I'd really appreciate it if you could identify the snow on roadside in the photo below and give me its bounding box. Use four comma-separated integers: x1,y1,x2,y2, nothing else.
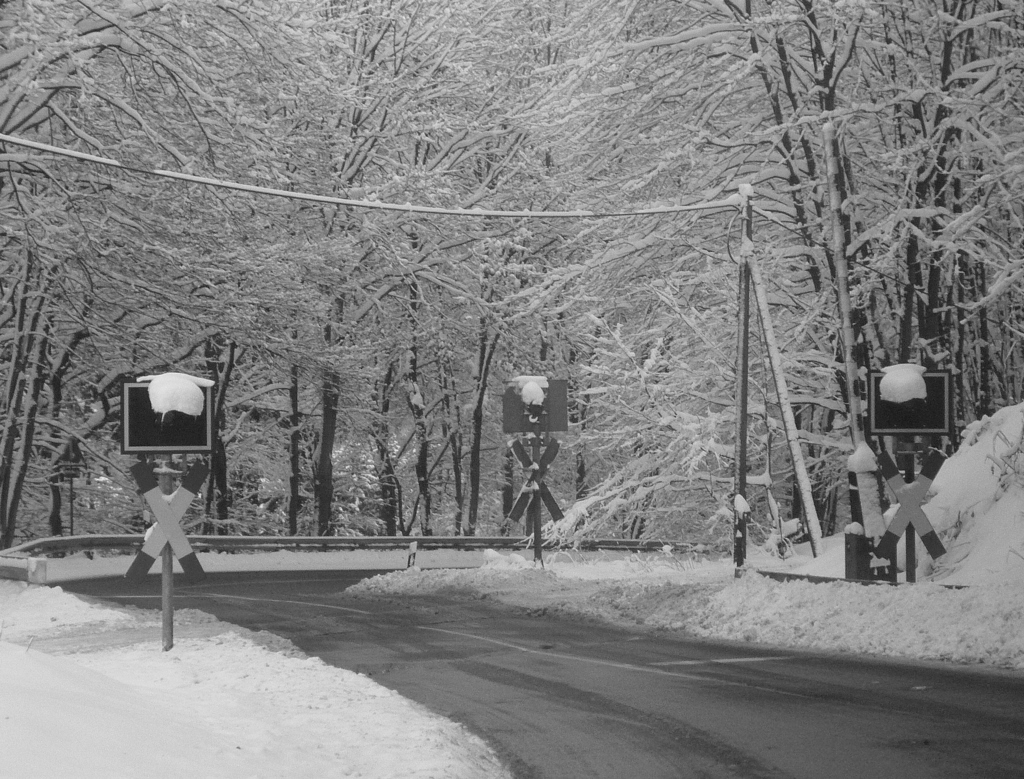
0,579,512,779
350,548,1024,670
687,574,1024,667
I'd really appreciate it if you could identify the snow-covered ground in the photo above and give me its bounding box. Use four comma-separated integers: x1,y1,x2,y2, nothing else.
0,569,512,779
3,403,1024,776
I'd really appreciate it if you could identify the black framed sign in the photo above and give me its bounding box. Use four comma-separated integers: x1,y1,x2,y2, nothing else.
121,381,214,454
502,378,569,434
865,370,953,436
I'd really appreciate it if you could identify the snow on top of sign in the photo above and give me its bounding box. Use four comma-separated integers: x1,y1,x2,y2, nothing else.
520,380,546,407
138,371,215,387
511,375,548,388
137,372,212,417
879,363,927,403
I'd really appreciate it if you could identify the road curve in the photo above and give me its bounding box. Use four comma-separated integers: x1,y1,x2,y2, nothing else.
62,570,1024,779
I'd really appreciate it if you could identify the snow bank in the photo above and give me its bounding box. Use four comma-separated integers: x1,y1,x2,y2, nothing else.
351,539,1024,670
690,574,1024,667
923,404,1024,584
0,580,511,779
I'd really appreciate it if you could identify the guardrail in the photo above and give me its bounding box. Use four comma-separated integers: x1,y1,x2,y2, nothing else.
0,534,693,584
1,534,688,559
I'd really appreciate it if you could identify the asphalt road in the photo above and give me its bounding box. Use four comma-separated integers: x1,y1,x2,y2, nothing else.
62,570,1024,779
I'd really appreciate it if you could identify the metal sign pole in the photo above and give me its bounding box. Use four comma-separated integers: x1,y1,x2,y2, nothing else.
161,543,174,651
157,458,178,651
898,441,917,582
530,428,543,565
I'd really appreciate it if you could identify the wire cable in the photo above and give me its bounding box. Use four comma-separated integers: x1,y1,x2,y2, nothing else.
0,132,742,220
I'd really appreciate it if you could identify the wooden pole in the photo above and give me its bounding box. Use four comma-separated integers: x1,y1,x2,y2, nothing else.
822,122,864,447
733,198,752,572
823,121,870,552
748,253,823,556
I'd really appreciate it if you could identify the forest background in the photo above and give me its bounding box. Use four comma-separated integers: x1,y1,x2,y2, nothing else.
2,0,1022,551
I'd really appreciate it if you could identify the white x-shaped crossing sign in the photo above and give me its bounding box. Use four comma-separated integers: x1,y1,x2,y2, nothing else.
874,448,947,566
125,460,207,583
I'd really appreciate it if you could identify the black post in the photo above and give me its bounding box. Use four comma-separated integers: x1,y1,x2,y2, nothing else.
530,429,543,565
733,503,747,571
68,469,75,536
897,439,916,583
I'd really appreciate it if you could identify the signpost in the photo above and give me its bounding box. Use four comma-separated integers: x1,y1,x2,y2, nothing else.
859,365,953,583
121,372,214,651
57,442,85,536
502,377,567,565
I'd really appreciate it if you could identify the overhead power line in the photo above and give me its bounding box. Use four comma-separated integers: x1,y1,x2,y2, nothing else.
0,132,741,220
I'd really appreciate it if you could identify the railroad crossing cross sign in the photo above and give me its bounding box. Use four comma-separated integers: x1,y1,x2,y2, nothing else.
506,437,564,524
125,459,208,583
874,448,947,565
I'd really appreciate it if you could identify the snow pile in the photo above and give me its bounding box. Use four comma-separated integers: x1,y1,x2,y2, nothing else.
482,548,533,569
0,581,511,779
922,404,1024,584
357,558,559,599
689,575,1024,666
0,579,136,634
847,441,878,473
357,548,727,601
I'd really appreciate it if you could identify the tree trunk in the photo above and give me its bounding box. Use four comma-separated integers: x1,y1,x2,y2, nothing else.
0,259,50,548
373,361,400,535
313,369,339,536
288,363,301,535
405,312,432,535
467,325,500,536
204,338,235,532
439,355,465,534
500,447,514,536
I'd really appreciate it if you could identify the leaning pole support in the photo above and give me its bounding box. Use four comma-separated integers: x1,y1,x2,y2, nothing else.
734,185,822,559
